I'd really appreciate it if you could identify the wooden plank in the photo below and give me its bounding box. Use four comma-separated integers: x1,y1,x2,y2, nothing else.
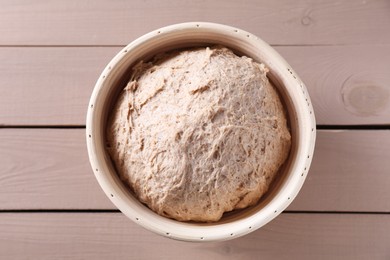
1,45,390,126
288,130,390,212
1,129,390,212
0,0,389,46
0,47,119,126
278,45,390,125
0,129,113,209
0,213,388,259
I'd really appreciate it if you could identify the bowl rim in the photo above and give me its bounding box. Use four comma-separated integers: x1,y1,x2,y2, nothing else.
86,22,316,242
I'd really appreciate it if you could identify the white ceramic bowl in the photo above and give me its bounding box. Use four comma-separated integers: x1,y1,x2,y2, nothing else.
86,22,316,242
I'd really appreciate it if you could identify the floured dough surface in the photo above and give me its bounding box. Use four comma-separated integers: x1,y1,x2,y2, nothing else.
106,46,291,222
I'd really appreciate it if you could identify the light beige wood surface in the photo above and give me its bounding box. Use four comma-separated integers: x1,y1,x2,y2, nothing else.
0,129,112,209
1,129,389,212
1,0,389,258
1,45,389,126
0,47,118,126
0,213,389,260
1,0,389,46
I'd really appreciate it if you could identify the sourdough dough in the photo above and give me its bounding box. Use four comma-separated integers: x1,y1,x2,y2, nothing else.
106,46,291,222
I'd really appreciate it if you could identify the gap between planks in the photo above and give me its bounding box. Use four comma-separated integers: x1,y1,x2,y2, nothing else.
2,125,390,130
1,43,389,48
0,209,389,215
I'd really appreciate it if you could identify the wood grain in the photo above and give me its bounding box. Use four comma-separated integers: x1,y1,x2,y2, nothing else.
0,213,389,260
1,45,389,126
0,47,119,126
288,129,390,212
278,45,390,125
0,0,389,46
1,129,390,212
0,129,113,209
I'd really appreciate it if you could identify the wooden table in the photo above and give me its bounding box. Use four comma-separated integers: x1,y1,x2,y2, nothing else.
1,1,389,259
